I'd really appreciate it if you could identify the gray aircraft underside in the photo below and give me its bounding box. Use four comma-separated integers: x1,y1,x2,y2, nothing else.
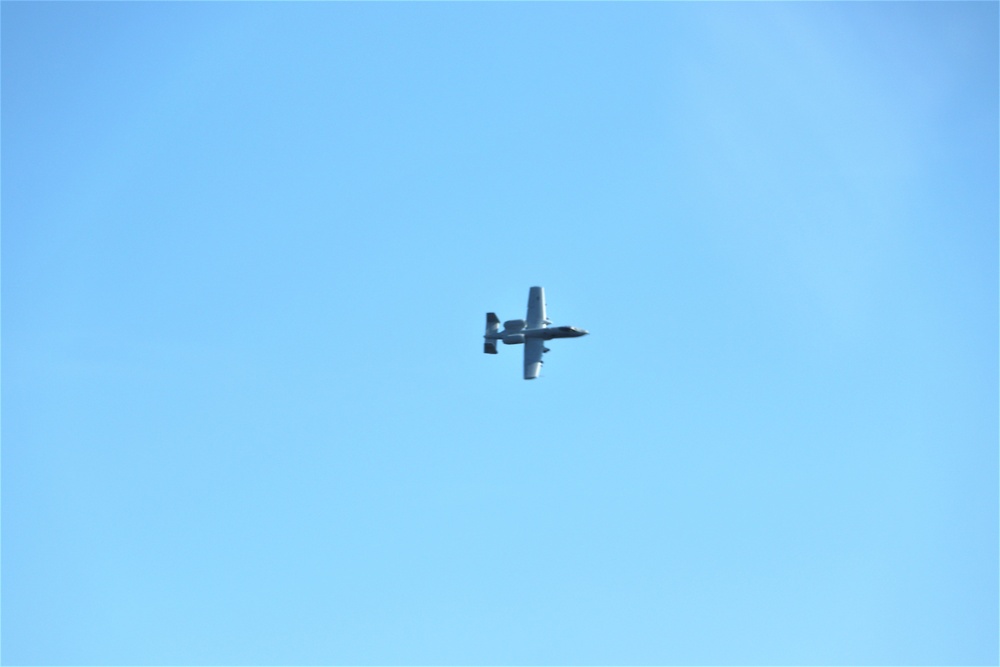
484,286,589,379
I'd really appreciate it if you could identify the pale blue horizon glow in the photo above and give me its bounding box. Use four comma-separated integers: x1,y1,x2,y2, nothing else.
3,3,997,665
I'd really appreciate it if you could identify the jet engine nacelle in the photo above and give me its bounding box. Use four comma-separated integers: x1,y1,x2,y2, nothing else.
502,334,525,345
503,319,526,332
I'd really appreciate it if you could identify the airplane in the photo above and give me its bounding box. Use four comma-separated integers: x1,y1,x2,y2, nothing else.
484,286,589,379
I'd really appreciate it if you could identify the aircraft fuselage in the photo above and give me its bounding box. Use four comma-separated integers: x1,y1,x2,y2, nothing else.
485,325,588,343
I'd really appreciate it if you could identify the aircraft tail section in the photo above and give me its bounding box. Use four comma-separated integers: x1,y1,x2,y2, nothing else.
484,312,500,354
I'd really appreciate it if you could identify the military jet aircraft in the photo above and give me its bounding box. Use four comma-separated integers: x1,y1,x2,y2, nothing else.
484,286,589,379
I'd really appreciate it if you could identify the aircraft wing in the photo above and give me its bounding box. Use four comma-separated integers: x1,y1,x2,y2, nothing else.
526,286,547,329
524,337,544,380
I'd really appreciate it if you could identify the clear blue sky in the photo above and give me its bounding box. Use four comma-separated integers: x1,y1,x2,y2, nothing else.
3,2,997,665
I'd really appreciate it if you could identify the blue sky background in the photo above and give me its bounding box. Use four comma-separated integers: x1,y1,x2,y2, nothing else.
2,2,997,665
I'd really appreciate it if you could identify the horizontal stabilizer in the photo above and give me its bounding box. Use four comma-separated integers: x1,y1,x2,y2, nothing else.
484,312,500,354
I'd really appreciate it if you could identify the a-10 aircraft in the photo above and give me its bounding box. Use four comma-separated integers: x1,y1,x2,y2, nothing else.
484,286,589,379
